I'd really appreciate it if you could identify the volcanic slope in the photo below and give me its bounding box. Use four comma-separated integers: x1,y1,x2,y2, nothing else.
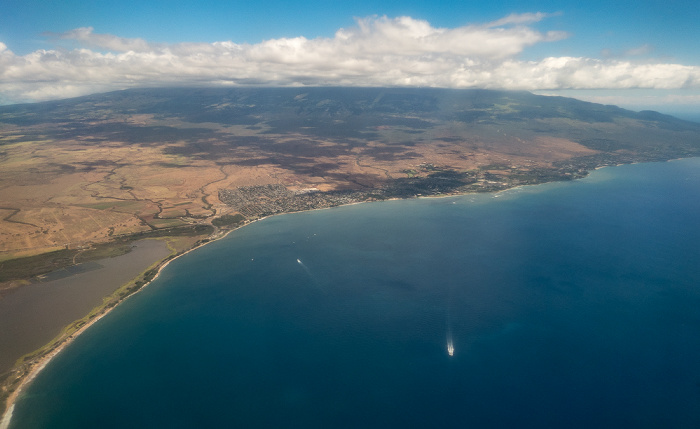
1,87,699,264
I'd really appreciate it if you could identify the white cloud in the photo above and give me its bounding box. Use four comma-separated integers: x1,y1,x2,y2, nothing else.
485,12,554,27
1,14,699,104
602,44,654,59
536,89,700,111
52,27,154,53
624,44,653,57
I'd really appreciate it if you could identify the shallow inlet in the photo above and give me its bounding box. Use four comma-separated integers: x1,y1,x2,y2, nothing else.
0,239,170,373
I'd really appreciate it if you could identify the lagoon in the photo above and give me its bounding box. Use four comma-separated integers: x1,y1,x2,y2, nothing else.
0,239,170,374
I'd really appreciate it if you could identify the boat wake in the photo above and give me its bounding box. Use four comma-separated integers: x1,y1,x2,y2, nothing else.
446,284,455,357
296,258,322,290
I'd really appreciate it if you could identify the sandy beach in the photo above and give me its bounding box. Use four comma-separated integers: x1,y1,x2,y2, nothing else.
0,238,181,428
0,240,172,373
0,220,246,428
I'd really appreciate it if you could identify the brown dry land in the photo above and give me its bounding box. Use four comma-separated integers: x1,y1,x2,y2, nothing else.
0,128,593,258
0,141,218,256
2,88,700,279
1,88,699,281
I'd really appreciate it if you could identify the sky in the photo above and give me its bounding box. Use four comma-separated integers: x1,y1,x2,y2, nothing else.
1,0,699,116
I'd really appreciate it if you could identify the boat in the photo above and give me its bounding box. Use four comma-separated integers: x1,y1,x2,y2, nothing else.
447,340,454,357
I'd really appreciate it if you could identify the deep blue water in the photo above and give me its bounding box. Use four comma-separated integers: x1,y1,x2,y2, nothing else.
10,159,700,428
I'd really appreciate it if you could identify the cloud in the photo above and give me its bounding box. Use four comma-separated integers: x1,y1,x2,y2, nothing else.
624,44,653,57
330,15,566,59
485,12,556,27
535,89,700,112
47,27,154,52
1,14,699,104
602,44,654,59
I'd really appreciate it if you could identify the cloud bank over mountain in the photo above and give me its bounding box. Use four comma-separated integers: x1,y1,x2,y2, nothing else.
1,14,698,104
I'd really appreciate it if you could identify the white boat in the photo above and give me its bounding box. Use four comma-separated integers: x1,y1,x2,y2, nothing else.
447,340,454,356
297,259,302,264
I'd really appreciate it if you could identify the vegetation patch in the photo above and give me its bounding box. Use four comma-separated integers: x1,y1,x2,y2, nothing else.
211,213,246,227
0,248,78,283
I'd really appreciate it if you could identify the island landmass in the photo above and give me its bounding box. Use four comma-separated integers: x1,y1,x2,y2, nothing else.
2,87,700,421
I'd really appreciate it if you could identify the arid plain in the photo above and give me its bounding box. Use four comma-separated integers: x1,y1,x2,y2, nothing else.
3,88,698,268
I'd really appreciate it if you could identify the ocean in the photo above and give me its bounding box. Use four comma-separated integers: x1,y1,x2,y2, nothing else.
9,158,700,428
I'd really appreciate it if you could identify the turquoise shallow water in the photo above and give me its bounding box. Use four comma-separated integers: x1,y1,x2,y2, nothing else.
10,158,700,428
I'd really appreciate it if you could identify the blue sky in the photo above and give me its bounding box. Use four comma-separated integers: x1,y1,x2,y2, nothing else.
4,0,698,61
1,0,699,115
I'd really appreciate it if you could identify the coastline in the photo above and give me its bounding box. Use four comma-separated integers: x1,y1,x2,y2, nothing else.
0,308,114,429
0,205,379,427
0,228,234,429
3,156,699,428
0,239,173,374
